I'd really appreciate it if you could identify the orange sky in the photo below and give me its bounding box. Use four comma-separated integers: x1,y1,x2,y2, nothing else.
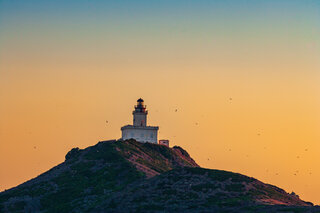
1,0,320,204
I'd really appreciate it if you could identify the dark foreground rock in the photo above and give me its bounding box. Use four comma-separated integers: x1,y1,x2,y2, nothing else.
1,139,319,212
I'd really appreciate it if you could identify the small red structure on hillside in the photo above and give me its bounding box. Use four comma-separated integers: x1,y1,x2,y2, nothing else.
159,140,169,147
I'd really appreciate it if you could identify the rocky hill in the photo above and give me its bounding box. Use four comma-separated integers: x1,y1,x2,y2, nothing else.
0,139,319,212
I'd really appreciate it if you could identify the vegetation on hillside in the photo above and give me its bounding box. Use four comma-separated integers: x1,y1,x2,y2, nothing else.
99,167,315,212
0,139,198,212
0,139,318,213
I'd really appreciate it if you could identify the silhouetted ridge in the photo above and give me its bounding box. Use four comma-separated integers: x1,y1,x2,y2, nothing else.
0,139,318,213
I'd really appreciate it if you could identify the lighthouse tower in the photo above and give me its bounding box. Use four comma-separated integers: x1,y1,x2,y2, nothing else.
121,98,159,143
133,98,147,127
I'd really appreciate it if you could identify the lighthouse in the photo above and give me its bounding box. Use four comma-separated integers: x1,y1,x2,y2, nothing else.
121,98,159,143
133,98,147,127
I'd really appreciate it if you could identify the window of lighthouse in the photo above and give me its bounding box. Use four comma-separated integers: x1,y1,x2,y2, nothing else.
150,133,153,138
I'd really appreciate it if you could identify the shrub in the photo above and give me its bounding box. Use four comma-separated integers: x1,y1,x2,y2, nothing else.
225,183,245,192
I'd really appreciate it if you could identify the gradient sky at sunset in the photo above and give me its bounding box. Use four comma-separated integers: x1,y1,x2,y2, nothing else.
1,0,320,204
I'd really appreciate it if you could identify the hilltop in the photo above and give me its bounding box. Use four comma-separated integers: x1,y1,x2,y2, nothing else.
0,139,319,212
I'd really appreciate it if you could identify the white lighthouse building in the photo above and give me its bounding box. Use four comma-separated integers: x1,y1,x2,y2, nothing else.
121,98,159,143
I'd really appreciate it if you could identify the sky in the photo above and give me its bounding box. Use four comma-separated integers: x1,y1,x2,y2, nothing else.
1,0,320,204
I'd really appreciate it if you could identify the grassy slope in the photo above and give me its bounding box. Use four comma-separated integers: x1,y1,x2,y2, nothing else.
0,141,144,212
0,140,198,212
0,140,317,213
115,139,198,174
100,167,315,212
